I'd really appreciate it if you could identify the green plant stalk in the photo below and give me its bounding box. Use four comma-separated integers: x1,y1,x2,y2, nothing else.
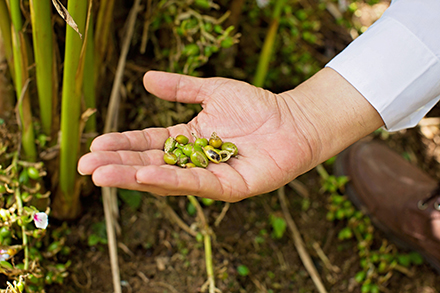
315,164,329,180
94,0,115,85
9,0,37,161
58,0,88,218
83,13,96,147
8,0,22,35
253,0,287,88
12,154,29,270
187,196,216,292
29,0,54,136
204,232,215,292
17,189,29,270
0,0,15,81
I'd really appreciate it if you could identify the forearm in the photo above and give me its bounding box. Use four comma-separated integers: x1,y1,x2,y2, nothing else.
280,67,384,168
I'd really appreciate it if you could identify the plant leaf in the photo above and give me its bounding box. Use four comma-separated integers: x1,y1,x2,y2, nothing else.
51,0,83,39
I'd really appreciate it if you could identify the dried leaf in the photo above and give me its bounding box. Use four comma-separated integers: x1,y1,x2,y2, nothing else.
51,0,83,39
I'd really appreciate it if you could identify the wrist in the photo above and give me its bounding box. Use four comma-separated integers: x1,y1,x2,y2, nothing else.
280,67,384,168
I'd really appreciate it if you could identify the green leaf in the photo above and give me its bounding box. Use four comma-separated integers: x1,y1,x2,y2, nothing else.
354,271,366,283
337,227,352,240
361,283,371,293
301,198,310,211
237,265,250,276
254,236,265,244
183,44,200,56
88,234,100,246
220,36,234,48
187,202,196,216
19,170,29,184
195,232,203,243
27,167,40,180
47,241,60,252
0,261,13,270
370,284,380,293
194,0,210,9
91,221,107,239
335,209,345,220
408,252,424,265
270,215,286,239
118,189,143,210
397,254,411,267
326,211,335,221
336,176,349,187
0,227,10,238
201,198,215,206
330,194,345,205
325,156,336,165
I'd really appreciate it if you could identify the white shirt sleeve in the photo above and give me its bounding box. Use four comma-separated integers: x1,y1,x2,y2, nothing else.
325,0,440,132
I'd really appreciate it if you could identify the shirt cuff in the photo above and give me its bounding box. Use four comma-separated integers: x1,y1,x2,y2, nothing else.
326,16,440,132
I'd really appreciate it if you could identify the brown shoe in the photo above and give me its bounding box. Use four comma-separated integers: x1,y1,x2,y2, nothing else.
334,140,440,273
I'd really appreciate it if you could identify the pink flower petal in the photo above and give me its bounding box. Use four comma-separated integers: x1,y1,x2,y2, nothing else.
33,212,48,229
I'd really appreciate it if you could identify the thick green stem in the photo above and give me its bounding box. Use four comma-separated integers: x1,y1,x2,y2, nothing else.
57,0,88,219
253,0,287,88
9,0,22,30
94,0,115,85
83,13,96,147
30,0,54,136
0,0,14,81
10,0,37,161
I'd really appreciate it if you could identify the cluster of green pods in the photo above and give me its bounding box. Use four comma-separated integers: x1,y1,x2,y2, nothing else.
163,132,238,168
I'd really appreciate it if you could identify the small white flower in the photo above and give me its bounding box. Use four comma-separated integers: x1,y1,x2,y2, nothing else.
33,212,48,229
0,250,10,261
256,0,270,8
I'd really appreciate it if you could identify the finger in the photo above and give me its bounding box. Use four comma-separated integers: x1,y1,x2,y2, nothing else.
90,165,217,198
135,163,249,201
91,164,241,201
143,71,209,104
77,149,164,175
91,164,144,190
135,165,223,196
90,128,170,152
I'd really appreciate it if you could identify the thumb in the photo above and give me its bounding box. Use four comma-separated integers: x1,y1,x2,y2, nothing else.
143,71,207,104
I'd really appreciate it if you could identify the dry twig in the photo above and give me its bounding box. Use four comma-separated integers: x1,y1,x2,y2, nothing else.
101,1,142,293
153,197,198,237
214,202,230,227
278,186,328,293
288,179,310,198
312,242,340,273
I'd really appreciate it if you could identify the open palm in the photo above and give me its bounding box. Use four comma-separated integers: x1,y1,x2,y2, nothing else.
78,71,318,201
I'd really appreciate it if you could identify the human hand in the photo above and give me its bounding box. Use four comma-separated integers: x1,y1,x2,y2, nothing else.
77,70,321,201
77,69,383,201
